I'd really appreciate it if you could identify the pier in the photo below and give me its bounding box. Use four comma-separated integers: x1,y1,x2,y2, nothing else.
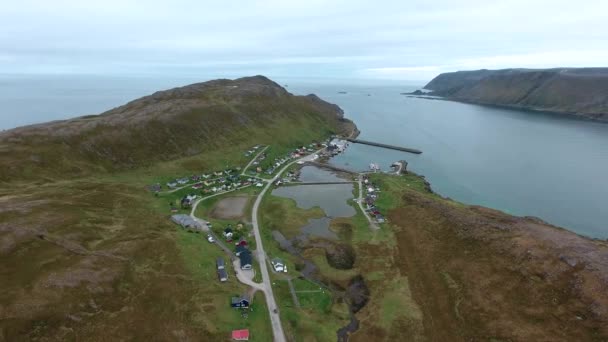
345,138,422,154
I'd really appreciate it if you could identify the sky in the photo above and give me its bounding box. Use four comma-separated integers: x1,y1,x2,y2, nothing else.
1,0,607,81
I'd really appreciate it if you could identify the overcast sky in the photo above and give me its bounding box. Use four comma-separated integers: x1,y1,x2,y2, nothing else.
1,0,607,81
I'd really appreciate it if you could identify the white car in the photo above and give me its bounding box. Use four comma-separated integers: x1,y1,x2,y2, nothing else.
207,235,215,243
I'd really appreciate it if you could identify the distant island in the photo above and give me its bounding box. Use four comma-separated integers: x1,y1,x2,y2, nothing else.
417,68,608,121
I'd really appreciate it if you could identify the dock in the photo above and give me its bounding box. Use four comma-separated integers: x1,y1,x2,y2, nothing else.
345,138,422,154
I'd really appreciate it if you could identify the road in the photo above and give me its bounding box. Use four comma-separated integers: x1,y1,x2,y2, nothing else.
357,175,380,230
250,151,321,342
188,150,320,342
241,146,269,176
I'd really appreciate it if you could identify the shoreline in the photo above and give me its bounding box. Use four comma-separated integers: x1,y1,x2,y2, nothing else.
406,94,608,123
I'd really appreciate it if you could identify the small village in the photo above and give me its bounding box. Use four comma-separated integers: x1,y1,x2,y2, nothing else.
155,137,396,341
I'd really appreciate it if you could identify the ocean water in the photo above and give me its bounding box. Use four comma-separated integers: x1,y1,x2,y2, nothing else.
2,75,607,238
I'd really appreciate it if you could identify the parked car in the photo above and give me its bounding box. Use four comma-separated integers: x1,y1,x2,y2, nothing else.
207,235,215,243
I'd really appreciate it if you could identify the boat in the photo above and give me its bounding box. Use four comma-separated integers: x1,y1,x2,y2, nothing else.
369,163,380,171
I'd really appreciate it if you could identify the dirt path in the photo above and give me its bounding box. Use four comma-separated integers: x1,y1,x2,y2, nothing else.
241,146,269,176
286,278,301,308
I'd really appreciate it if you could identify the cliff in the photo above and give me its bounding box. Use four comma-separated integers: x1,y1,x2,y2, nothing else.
424,68,608,121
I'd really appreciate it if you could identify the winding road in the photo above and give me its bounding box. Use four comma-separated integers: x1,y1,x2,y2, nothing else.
249,152,320,342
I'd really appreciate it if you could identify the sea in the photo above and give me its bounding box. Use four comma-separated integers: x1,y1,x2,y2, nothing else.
2,74,607,238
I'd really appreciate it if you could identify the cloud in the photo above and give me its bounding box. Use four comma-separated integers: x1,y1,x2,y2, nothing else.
1,0,608,80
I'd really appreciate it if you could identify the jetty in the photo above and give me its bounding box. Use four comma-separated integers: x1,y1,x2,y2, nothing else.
345,138,422,154
303,161,357,174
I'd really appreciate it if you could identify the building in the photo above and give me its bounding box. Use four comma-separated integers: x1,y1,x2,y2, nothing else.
271,258,287,273
231,295,250,308
170,214,202,231
239,250,253,270
216,257,225,270
235,244,248,256
329,138,347,152
231,329,249,341
218,268,228,282
224,227,234,240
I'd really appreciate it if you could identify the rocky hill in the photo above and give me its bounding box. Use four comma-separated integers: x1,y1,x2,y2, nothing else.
0,75,355,182
424,68,608,121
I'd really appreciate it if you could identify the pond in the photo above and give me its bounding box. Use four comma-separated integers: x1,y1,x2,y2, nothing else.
271,166,355,241
272,184,356,218
298,165,344,183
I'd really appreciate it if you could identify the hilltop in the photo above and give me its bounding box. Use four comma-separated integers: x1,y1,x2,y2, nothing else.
0,75,355,182
423,68,608,121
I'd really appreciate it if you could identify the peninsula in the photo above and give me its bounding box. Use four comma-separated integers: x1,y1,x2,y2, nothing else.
422,68,608,121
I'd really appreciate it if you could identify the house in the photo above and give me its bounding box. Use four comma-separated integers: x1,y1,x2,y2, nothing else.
218,268,228,282
177,178,189,185
235,244,248,256
239,250,253,270
216,257,226,270
166,182,178,188
203,180,214,186
171,214,202,230
231,329,250,341
231,294,250,308
224,227,234,239
255,183,264,187
271,258,287,273
214,171,223,176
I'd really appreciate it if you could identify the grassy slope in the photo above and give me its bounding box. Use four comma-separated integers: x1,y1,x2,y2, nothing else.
359,172,608,341
0,78,353,341
257,170,608,342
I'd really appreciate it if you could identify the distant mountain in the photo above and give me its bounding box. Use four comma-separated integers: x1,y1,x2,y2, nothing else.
0,75,355,182
424,68,608,121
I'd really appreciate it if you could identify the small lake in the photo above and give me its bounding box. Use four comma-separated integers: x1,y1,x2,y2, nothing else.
272,166,355,240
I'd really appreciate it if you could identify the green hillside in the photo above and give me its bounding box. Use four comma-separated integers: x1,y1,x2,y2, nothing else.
0,76,354,341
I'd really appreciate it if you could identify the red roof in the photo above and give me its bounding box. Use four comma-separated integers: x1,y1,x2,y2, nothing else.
232,329,249,340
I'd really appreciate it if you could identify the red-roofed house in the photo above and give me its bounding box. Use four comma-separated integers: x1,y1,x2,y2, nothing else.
232,329,249,341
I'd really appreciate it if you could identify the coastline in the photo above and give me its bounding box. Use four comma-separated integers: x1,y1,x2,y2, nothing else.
406,94,608,123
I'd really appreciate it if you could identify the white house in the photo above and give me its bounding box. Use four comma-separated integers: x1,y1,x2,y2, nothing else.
271,258,287,273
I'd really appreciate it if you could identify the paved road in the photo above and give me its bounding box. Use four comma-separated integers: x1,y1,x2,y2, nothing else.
250,151,321,342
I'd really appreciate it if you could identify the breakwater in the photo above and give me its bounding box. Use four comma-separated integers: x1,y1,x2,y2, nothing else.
345,138,422,154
